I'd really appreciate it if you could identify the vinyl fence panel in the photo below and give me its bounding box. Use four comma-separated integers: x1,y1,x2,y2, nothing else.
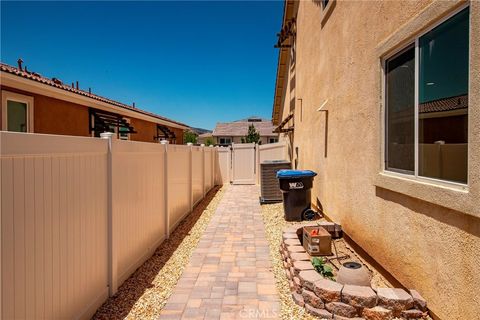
167,144,191,233
0,132,109,320
191,146,204,206
111,139,167,290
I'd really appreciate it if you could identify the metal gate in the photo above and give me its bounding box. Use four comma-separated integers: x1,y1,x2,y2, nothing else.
231,143,256,184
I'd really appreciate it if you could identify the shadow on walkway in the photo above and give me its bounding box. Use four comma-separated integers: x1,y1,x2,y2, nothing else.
92,186,222,320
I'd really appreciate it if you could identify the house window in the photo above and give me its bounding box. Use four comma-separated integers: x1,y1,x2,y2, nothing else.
1,91,34,132
219,137,231,145
269,137,279,144
384,6,469,184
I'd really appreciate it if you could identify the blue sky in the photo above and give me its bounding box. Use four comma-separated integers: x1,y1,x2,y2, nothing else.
1,1,283,129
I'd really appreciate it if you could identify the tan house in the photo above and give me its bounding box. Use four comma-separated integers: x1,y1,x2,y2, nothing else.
211,116,278,146
1,61,188,143
272,1,479,319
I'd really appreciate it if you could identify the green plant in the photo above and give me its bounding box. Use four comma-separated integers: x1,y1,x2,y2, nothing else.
312,257,335,280
184,131,197,144
205,137,214,146
244,124,260,143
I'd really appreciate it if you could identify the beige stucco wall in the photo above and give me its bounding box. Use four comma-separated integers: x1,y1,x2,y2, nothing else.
277,1,480,319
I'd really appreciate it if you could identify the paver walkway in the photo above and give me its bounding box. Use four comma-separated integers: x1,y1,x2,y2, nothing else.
160,185,280,319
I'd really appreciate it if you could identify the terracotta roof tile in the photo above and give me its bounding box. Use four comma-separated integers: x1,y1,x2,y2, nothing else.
419,94,467,113
0,62,188,128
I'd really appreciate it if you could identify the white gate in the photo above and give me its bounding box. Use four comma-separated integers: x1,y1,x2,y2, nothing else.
231,143,256,184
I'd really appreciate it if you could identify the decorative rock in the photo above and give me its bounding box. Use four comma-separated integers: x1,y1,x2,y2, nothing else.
305,303,333,319
326,301,358,318
401,309,424,319
293,261,315,276
289,252,311,262
287,245,306,253
362,306,393,320
283,261,288,269
409,290,427,312
289,279,296,292
376,288,413,316
302,288,325,309
341,285,377,308
284,238,301,246
292,292,305,307
286,258,292,265
314,279,343,302
298,270,323,291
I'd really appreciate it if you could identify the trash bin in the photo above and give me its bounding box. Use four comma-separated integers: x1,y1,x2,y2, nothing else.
276,169,317,221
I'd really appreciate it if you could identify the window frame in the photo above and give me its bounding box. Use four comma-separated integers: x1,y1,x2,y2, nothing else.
1,90,34,133
381,3,470,188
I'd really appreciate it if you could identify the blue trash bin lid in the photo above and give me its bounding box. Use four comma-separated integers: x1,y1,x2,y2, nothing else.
276,169,317,179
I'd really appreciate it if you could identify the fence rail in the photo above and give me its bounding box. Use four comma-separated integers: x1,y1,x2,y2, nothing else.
0,132,220,320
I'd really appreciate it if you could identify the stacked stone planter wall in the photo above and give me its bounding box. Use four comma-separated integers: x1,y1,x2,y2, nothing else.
280,228,428,320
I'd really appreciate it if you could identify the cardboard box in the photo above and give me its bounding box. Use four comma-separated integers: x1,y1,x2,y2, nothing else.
302,226,332,256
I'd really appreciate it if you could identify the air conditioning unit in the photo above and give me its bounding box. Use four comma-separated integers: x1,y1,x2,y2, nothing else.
260,160,291,204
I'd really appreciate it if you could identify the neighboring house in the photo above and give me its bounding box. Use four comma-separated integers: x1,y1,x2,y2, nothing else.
197,132,214,145
1,61,188,143
272,1,478,320
212,116,278,146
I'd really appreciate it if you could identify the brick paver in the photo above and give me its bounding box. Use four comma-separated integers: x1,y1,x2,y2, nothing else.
160,185,280,319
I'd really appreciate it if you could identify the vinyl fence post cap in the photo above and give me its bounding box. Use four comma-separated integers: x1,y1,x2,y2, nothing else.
100,132,114,139
187,142,193,146
200,144,205,147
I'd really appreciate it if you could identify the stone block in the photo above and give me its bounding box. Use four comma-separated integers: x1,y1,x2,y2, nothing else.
314,279,343,303
333,316,365,320
302,288,325,309
292,292,305,307
287,245,306,254
293,260,314,276
289,252,311,262
326,301,358,318
401,309,425,319
305,303,333,319
376,288,413,316
341,285,377,309
284,238,301,246
298,270,323,291
409,289,427,312
285,269,292,280
283,232,298,240
362,306,393,320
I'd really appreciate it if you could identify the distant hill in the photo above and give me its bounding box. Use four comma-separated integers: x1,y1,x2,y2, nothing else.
189,127,212,135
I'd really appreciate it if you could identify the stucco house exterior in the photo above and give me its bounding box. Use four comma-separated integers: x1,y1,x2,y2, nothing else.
211,116,278,146
1,61,187,144
272,1,479,319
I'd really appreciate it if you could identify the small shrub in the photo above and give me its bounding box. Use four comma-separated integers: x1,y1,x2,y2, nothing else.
312,257,335,280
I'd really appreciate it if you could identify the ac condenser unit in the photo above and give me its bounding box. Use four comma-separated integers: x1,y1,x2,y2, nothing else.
260,160,291,204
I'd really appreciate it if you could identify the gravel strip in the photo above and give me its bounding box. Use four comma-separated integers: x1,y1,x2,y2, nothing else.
92,186,226,320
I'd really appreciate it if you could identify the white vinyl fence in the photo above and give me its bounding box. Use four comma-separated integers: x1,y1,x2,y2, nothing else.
0,132,220,320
